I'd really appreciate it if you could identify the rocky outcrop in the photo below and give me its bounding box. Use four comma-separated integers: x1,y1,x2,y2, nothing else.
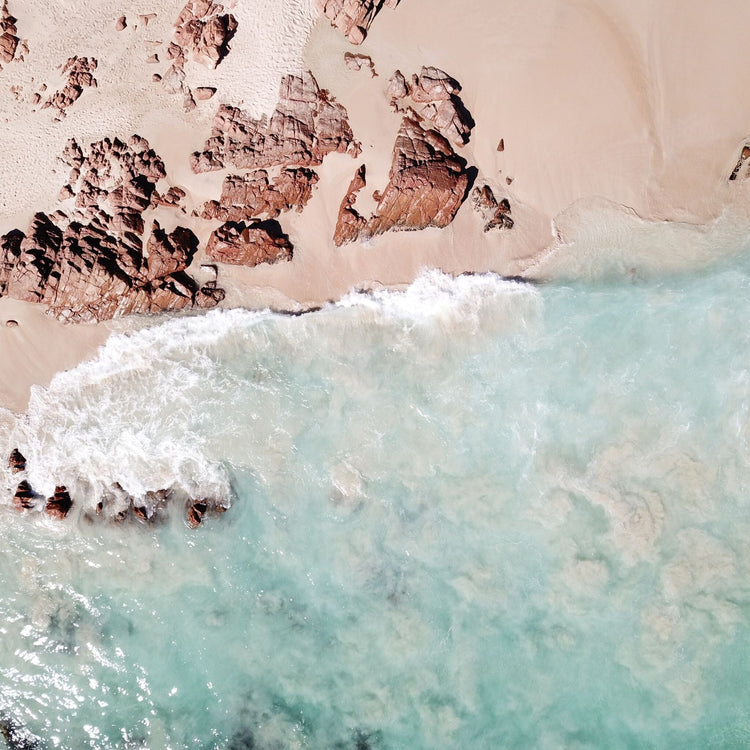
8,448,25,473
45,486,73,519
42,56,97,119
191,71,360,173
335,117,470,245
0,1,20,68
334,164,367,246
12,480,35,511
389,66,474,147
173,0,237,68
201,168,319,222
186,497,227,527
472,184,513,231
0,136,222,322
316,0,399,45
729,144,750,181
207,220,293,266
344,52,376,76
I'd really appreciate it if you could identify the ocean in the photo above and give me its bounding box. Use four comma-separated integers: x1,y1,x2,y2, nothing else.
0,258,749,749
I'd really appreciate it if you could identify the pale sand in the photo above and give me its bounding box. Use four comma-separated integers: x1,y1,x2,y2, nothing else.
2,0,750,411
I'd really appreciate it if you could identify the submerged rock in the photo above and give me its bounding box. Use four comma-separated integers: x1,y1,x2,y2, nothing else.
12,480,35,510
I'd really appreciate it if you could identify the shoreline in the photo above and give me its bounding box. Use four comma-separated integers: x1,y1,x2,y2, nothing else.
3,0,750,412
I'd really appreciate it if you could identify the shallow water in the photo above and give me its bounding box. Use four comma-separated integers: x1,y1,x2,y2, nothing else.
0,260,749,749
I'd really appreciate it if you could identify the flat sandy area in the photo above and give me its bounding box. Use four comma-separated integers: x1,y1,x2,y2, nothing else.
3,0,750,411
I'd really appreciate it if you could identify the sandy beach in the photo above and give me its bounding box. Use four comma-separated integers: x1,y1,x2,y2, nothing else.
2,0,750,412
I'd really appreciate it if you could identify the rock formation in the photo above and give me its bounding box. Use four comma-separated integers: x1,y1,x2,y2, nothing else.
206,220,293,266
191,71,360,173
729,144,750,180
334,164,367,246
472,184,513,231
0,1,20,69
42,57,97,119
200,168,319,222
344,52,376,76
45,486,73,519
12,480,35,511
316,0,399,45
0,136,223,322
173,0,237,68
335,117,470,245
8,448,25,473
389,66,474,147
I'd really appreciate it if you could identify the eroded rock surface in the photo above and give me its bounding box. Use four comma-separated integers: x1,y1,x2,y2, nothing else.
206,220,293,267
45,486,73,519
0,1,20,68
472,184,513,231
0,136,222,322
201,168,319,222
334,164,367,246
729,144,750,181
316,0,399,45
42,56,98,119
389,66,474,147
344,52,376,76
174,0,237,68
335,117,470,245
191,71,360,173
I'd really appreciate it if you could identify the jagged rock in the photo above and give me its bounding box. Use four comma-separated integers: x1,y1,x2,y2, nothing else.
729,144,750,181
8,448,25,473
316,0,399,45
207,220,293,266
472,184,513,231
186,499,207,527
387,70,408,101
152,185,186,208
0,1,19,67
391,66,473,146
173,0,237,68
116,15,127,31
344,52,376,76
42,56,97,119
409,66,460,103
421,97,473,147
344,117,469,241
45,486,73,519
194,86,216,100
146,221,199,280
0,136,221,322
191,71,360,173
201,168,319,222
12,480,34,510
334,164,367,246
497,138,504,152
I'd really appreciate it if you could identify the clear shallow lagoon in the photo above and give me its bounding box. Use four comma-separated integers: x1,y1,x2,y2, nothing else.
0,261,749,749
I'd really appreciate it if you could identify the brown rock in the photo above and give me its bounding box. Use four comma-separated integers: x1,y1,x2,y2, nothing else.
42,56,98,119
206,220,293,267
116,15,127,31
200,168,319,222
471,184,513,231
5,318,17,327
194,86,216,100
186,499,208,527
344,52,376,76
173,0,238,68
0,1,19,66
409,66,461,103
421,96,473,147
146,53,159,64
334,164,366,246
191,71,359,173
0,136,221,322
8,447,25,472
387,69,408,101
356,117,470,240
729,143,750,181
497,138,504,152
13,480,35,510
316,0,398,44
45,486,73,519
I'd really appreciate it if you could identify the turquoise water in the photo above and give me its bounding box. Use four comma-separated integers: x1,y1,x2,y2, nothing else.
0,260,749,749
